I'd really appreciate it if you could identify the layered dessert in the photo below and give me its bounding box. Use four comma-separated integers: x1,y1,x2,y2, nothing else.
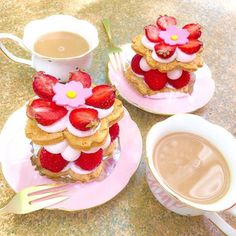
125,15,204,98
25,71,124,182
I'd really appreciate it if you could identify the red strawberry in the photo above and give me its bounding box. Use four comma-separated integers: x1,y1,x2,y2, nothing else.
144,24,162,43
27,98,68,126
154,42,176,59
144,70,168,90
183,23,202,39
178,39,203,54
69,70,92,88
33,71,58,100
168,71,190,89
131,54,145,75
69,108,99,131
109,123,120,142
156,15,177,30
85,85,116,109
75,149,103,171
39,148,68,172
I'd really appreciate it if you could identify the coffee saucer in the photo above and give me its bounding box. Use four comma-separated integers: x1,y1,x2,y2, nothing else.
0,106,142,211
108,44,215,115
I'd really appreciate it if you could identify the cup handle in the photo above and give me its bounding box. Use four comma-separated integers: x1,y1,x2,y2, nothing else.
204,211,236,235
0,33,32,66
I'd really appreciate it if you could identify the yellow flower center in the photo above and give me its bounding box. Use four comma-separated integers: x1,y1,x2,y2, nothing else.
170,35,178,41
66,90,77,99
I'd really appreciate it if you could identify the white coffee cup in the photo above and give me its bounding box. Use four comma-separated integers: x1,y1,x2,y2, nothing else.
0,15,99,82
146,114,236,235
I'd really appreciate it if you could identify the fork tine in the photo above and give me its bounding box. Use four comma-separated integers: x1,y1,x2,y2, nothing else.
28,183,68,196
118,52,126,72
108,53,117,71
27,196,69,212
24,183,66,195
28,189,67,202
114,53,122,72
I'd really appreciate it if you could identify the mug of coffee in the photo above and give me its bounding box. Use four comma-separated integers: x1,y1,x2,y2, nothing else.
0,15,99,82
146,114,236,235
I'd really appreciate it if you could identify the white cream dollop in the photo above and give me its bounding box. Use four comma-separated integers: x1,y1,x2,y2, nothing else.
167,69,183,80
86,105,114,119
84,135,111,154
44,140,68,154
139,57,151,71
67,121,101,138
62,146,81,162
152,50,177,63
141,35,156,50
37,114,68,133
62,162,95,174
176,48,196,62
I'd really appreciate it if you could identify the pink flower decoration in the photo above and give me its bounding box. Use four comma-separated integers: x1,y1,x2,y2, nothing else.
159,25,190,46
52,81,92,108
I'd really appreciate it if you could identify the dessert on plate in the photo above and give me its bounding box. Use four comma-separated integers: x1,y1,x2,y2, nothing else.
25,71,124,182
125,15,204,97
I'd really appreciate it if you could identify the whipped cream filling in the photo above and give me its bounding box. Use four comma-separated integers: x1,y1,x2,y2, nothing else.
62,146,81,162
86,105,114,119
37,114,68,133
152,48,196,63
141,35,156,50
140,57,151,71
44,140,68,154
167,69,183,80
176,48,196,62
84,135,111,154
62,162,96,174
67,121,101,138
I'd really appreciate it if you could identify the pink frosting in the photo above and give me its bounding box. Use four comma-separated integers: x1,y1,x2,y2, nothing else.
37,113,68,133
44,140,68,154
167,69,183,80
62,146,81,162
159,26,189,46
141,35,156,50
67,121,101,137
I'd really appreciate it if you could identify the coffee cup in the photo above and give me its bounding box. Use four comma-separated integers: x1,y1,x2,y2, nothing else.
0,15,99,82
146,114,236,235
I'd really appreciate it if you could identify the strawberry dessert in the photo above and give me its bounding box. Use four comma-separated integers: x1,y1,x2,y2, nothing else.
26,71,124,182
125,15,204,98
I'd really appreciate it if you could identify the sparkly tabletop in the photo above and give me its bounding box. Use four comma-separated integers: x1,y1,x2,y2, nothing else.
0,0,236,235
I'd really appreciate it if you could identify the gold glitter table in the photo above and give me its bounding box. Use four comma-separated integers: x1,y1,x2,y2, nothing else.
0,0,236,235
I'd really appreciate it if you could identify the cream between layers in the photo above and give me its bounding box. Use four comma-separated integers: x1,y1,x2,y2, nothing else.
37,105,114,136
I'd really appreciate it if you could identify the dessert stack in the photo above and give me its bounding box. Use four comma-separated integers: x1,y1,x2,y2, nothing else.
125,15,204,98
25,71,124,182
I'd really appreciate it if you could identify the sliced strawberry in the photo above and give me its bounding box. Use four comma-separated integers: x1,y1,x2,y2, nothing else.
33,71,58,100
69,108,99,131
168,71,190,89
183,23,202,39
131,54,145,75
27,98,68,126
154,42,176,59
85,85,116,109
109,123,120,142
156,15,177,30
178,39,203,54
39,148,68,173
144,70,168,90
69,70,92,88
144,24,162,43
75,149,103,171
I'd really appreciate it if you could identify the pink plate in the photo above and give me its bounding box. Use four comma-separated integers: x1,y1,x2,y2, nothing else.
0,106,142,211
108,44,215,115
